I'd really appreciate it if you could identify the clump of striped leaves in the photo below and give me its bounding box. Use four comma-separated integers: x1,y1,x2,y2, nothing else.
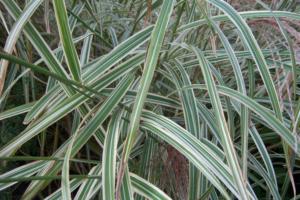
0,0,299,199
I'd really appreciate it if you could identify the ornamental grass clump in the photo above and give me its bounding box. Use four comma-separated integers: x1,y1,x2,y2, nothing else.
0,0,300,199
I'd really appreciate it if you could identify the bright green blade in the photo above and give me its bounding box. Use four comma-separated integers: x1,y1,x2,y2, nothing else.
53,0,82,81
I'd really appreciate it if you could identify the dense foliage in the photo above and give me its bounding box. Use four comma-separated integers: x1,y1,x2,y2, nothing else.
0,0,300,199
